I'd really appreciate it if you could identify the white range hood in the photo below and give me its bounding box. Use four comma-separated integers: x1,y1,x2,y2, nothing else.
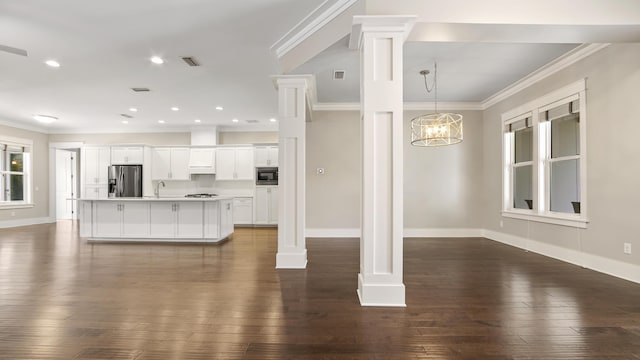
189,127,217,174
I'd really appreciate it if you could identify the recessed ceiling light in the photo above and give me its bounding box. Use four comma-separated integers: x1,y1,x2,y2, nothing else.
269,118,277,122
150,56,164,64
215,106,223,111
194,119,201,123
122,120,129,124
171,107,179,111
129,107,138,112
45,60,60,68
158,120,165,124
33,114,57,123
232,118,239,123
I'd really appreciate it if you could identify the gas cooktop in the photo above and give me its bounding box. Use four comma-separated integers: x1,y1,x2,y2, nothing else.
184,193,218,198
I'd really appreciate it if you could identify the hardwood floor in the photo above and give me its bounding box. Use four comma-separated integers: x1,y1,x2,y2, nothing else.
0,221,639,359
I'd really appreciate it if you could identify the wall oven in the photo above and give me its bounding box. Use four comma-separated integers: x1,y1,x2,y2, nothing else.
256,167,278,185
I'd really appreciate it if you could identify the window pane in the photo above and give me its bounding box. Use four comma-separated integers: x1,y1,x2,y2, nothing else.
551,113,580,158
514,127,533,163
9,153,23,172
550,159,579,213
9,174,24,201
514,165,532,209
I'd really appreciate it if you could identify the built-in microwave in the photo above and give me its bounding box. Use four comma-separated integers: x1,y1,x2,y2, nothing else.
256,167,278,185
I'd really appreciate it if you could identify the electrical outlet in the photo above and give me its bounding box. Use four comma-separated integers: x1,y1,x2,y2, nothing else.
499,220,504,228
623,243,632,255
10,211,15,217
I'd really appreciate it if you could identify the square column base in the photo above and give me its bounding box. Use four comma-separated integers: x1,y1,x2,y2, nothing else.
357,273,406,307
276,250,308,269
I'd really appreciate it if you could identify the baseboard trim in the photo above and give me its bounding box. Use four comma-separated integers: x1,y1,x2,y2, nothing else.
0,217,55,229
483,230,640,285
305,228,484,238
404,228,483,238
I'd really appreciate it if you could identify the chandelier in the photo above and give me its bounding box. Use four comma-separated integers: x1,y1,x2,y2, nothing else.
410,63,463,146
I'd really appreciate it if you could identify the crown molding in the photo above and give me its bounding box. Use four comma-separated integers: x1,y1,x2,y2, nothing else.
271,0,360,59
481,43,610,109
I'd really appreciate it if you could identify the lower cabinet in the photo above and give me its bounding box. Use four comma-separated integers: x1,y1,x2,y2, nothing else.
81,200,232,242
93,202,150,238
204,199,233,239
149,202,203,239
254,186,278,225
233,197,253,225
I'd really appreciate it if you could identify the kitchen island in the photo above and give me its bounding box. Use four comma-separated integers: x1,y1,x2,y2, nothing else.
77,197,234,243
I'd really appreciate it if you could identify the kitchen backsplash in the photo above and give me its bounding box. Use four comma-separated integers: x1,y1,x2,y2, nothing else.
153,175,255,197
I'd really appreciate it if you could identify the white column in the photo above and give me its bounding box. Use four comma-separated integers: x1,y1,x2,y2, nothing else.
351,16,415,307
274,76,310,269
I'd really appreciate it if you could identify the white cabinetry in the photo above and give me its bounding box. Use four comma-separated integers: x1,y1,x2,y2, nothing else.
204,199,233,240
189,148,216,174
215,147,254,180
93,202,150,238
151,147,190,180
233,197,253,225
149,202,203,238
255,146,279,167
111,146,144,165
82,146,110,199
254,186,278,225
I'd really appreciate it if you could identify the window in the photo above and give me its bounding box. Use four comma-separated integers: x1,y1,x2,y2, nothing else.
0,136,33,208
502,80,587,228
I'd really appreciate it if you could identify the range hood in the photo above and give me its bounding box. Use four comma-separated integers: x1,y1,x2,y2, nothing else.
189,127,217,174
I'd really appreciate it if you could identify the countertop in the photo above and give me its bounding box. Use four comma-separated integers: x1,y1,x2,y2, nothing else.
73,196,235,202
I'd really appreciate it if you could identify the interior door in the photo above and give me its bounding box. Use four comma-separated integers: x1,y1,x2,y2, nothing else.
56,149,75,220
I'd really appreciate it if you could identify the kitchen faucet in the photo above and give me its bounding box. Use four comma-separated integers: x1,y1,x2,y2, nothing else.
154,181,165,198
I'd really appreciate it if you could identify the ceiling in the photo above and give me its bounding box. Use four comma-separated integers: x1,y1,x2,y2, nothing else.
0,1,583,133
294,37,579,103
0,0,325,133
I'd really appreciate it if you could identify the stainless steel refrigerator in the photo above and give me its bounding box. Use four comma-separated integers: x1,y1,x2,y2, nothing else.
108,165,143,197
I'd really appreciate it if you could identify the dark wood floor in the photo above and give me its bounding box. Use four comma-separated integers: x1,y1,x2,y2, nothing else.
0,222,639,359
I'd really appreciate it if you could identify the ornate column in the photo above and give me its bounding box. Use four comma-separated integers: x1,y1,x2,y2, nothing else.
273,76,311,269
351,16,415,306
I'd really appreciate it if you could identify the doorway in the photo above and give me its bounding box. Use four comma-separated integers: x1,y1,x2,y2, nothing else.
55,149,78,220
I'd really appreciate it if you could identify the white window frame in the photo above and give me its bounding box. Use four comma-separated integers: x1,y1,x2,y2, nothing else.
0,135,34,209
501,79,587,228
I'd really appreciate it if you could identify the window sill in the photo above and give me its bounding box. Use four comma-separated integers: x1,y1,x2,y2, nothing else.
0,203,35,210
502,210,588,229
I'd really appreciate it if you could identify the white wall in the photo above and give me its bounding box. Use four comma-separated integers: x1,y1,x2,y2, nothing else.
482,43,640,268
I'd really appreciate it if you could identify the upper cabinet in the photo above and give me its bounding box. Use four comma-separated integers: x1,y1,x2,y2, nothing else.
111,146,144,165
254,146,279,167
216,147,254,180
82,146,110,199
151,147,190,180
189,148,216,174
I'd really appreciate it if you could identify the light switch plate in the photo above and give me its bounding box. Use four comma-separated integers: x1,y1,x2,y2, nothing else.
624,243,632,254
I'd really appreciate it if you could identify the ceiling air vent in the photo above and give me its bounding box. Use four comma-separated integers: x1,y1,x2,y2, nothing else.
131,87,151,92
120,113,133,119
245,119,259,124
333,70,345,80
181,56,200,67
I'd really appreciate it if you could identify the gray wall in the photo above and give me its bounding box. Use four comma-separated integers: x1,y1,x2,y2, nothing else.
306,111,361,229
482,43,640,266
305,109,484,230
0,124,50,222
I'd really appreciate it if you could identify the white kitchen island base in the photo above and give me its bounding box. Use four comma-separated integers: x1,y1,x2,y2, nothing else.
77,197,234,243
